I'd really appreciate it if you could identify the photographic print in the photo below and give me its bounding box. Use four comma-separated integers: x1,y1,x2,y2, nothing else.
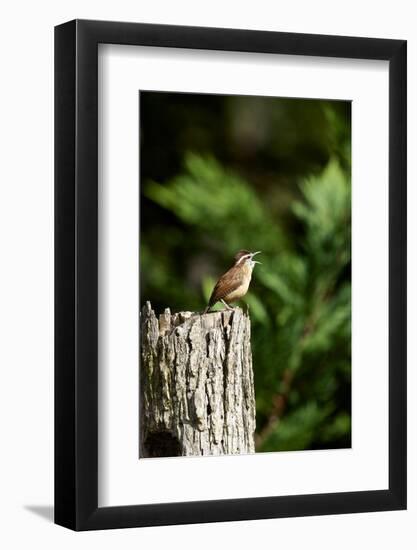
139,91,351,459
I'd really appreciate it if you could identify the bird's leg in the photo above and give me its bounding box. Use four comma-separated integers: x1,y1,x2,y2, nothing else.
220,299,234,311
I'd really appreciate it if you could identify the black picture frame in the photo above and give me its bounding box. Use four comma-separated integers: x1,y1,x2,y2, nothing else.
55,19,407,531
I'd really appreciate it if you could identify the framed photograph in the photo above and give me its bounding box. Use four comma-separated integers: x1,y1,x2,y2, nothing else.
55,19,406,530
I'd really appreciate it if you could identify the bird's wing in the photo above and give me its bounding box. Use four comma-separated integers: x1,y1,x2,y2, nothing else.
208,266,244,306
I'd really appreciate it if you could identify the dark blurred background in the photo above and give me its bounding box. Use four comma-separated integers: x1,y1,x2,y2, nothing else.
140,91,351,452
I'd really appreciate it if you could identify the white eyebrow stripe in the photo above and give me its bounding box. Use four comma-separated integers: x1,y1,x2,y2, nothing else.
236,254,251,265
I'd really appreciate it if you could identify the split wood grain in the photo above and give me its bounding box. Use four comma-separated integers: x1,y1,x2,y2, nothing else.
140,302,256,457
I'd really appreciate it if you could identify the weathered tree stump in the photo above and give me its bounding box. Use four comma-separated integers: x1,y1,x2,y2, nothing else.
140,301,256,457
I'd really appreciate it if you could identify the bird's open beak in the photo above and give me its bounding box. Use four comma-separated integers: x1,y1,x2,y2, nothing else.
251,251,262,264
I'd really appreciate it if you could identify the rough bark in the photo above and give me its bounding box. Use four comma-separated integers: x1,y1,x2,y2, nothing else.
140,301,256,457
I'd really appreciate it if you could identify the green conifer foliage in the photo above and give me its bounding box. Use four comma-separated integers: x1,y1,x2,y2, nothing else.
142,153,351,452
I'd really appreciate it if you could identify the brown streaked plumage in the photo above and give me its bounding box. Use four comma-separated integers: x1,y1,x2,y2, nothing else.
205,250,261,312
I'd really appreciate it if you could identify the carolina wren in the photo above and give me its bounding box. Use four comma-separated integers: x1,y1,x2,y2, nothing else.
205,250,261,312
